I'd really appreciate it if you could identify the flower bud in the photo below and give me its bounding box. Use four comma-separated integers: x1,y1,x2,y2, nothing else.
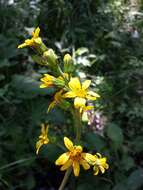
43,49,58,66
64,53,75,73
54,78,65,87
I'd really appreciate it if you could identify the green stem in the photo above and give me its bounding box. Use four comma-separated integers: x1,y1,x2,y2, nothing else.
58,167,72,190
75,109,82,142
58,109,82,190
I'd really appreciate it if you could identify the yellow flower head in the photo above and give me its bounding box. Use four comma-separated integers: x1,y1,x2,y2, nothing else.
48,90,63,112
92,153,109,175
55,137,96,177
63,77,100,109
40,74,55,88
36,124,49,154
18,27,42,48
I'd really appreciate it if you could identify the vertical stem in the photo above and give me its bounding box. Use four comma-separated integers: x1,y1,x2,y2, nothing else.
58,167,72,190
74,109,82,142
58,108,82,190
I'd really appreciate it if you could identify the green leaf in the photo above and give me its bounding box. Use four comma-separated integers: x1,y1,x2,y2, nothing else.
77,183,95,190
106,123,123,149
84,132,106,152
127,168,143,190
42,144,62,162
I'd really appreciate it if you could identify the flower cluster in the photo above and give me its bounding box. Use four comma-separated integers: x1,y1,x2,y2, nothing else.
18,27,109,185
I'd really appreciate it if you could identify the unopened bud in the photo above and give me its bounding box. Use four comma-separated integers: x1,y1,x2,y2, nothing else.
64,53,75,73
43,49,58,65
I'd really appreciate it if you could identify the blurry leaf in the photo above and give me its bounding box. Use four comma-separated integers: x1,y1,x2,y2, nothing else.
0,74,5,81
131,136,143,153
106,123,123,149
11,74,54,99
121,156,135,171
84,132,106,151
77,183,95,190
112,182,128,190
127,168,143,190
76,47,89,56
25,174,35,190
42,144,62,162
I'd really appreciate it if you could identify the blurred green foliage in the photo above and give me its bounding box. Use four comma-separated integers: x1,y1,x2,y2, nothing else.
0,0,143,189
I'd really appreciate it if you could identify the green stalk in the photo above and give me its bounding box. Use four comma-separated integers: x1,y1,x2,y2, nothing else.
58,109,82,190
58,167,72,190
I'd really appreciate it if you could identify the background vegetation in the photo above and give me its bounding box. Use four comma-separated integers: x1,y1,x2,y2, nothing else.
0,0,143,189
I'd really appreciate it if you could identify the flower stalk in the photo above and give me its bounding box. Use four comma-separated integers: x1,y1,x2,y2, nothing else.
18,26,109,189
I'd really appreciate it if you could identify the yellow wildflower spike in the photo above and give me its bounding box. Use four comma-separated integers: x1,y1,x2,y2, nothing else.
92,153,109,175
55,137,94,177
63,77,100,110
18,27,42,49
36,124,49,154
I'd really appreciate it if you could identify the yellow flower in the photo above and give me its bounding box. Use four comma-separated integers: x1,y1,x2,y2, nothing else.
92,153,109,175
18,27,42,48
63,77,100,109
36,124,49,154
55,137,96,177
78,105,94,114
40,74,55,88
48,90,63,112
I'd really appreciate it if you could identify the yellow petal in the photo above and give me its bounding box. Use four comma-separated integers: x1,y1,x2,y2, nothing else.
82,80,91,90
36,140,43,154
47,101,56,112
60,159,72,171
64,137,74,151
99,166,105,174
83,106,94,112
34,37,42,44
80,159,90,170
73,161,80,177
25,39,33,46
74,97,86,108
63,91,76,98
93,165,99,175
55,152,70,165
105,163,109,169
33,27,40,38
68,77,81,91
83,153,96,164
96,153,102,158
75,145,83,153
18,42,27,49
86,91,100,100
40,84,48,88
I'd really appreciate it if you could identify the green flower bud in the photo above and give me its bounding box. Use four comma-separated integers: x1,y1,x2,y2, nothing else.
54,78,65,87
64,53,75,73
43,49,58,66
